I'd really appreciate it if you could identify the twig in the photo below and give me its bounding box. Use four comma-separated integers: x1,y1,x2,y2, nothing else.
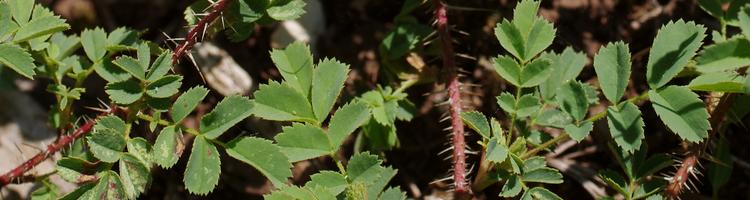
433,1,470,198
0,110,114,187
172,0,232,65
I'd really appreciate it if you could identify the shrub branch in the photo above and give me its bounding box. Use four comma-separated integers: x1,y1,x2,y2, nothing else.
433,1,470,198
0,109,114,187
172,0,232,65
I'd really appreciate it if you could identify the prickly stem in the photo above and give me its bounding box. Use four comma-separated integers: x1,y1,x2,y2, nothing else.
433,1,470,198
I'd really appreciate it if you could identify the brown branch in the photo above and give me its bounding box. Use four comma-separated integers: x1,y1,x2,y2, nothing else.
433,1,470,198
0,111,112,188
171,0,232,65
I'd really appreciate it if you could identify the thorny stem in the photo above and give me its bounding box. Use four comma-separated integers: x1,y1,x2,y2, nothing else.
433,1,470,198
172,0,232,65
0,109,115,187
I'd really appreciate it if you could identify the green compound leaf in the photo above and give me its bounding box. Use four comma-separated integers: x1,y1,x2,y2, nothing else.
95,115,126,133
461,111,491,139
95,58,131,83
105,78,143,105
8,0,34,23
539,47,587,100
119,153,151,199
517,94,541,118
522,167,563,184
274,123,333,162
646,20,706,89
127,137,153,168
145,75,182,98
739,5,750,38
520,58,553,88
0,43,36,79
184,136,221,195
171,86,209,123
346,152,398,200
380,22,432,59
30,180,58,200
521,187,562,200
696,37,750,73
56,157,99,183
599,169,628,195
106,27,138,51
564,121,593,142
80,171,125,200
523,156,547,172
379,187,407,200
152,126,183,168
485,136,509,163
536,108,573,128
267,0,306,20
252,81,316,123
136,42,150,71
606,102,645,154
87,128,125,163
494,0,555,62
265,185,335,200
146,51,172,82
594,41,632,103
328,102,370,151
81,28,108,62
270,42,314,97
556,81,589,122
200,95,253,139
649,86,711,142
688,71,746,93
499,175,522,197
59,183,95,200
112,56,146,80
311,58,349,121
13,15,69,42
305,171,347,195
492,56,552,88
0,3,18,40
225,136,292,188
493,56,522,86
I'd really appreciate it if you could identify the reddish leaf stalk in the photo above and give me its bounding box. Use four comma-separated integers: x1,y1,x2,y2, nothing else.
433,1,470,197
172,0,232,65
0,116,103,187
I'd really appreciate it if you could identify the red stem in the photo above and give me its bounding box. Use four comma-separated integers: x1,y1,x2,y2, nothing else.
172,0,232,65
433,1,470,198
0,114,109,187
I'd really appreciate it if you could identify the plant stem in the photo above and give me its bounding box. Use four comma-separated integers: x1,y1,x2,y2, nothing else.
135,113,226,147
172,0,232,65
0,109,114,187
433,1,470,198
393,78,418,95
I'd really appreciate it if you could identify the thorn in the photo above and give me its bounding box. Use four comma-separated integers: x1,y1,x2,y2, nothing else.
430,176,454,185
456,53,476,61
438,146,454,155
185,52,207,84
439,116,451,122
442,126,453,131
435,100,451,107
